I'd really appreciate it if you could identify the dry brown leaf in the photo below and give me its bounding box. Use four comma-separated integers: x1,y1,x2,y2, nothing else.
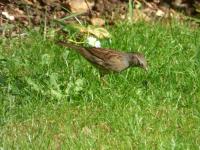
87,26,111,39
74,24,111,39
68,0,94,13
90,17,105,26
156,9,165,17
14,8,24,15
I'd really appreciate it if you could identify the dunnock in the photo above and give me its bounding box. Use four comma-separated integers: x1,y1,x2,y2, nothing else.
57,41,148,76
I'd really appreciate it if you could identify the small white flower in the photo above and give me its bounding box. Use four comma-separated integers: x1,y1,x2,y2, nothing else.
9,16,15,21
2,11,15,21
87,36,101,48
2,12,9,16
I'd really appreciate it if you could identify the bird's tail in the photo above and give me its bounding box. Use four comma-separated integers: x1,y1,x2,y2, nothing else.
57,40,95,61
56,40,85,52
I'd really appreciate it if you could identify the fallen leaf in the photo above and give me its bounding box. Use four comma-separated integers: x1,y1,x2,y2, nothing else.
73,24,111,39
156,9,165,17
90,17,105,26
68,0,94,13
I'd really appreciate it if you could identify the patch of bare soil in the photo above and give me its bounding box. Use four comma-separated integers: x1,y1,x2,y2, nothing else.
0,0,199,36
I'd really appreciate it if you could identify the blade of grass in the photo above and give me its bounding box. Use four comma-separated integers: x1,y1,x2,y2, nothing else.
60,6,83,25
128,0,134,22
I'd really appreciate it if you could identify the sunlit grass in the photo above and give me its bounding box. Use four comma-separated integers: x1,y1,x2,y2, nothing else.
0,21,200,149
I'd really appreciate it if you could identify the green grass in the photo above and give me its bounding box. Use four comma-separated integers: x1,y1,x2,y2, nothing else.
0,22,200,149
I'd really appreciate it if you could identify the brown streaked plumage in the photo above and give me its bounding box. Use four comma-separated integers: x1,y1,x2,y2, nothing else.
57,41,148,76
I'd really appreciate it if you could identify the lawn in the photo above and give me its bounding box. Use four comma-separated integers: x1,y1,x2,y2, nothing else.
0,22,200,149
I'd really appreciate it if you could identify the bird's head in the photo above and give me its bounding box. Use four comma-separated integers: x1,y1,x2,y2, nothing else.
129,52,148,71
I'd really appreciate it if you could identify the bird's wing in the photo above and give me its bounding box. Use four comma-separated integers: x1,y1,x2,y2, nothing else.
87,47,122,61
87,47,128,72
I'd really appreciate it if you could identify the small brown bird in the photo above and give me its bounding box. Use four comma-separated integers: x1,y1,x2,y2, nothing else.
57,41,148,76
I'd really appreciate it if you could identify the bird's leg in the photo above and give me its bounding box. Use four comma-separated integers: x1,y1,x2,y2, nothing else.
100,76,108,86
99,70,109,86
